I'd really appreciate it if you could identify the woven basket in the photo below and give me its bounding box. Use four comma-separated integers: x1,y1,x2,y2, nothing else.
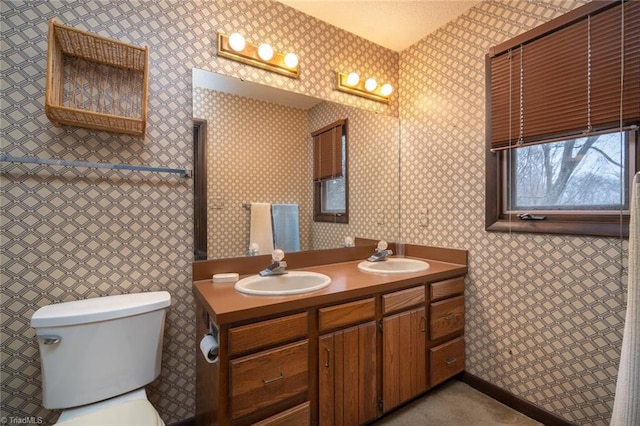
45,19,149,137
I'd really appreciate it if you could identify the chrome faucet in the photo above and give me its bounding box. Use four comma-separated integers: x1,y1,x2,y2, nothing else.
259,249,288,276
367,240,393,262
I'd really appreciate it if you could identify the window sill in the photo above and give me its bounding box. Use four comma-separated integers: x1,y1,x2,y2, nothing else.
314,213,348,224
486,218,629,238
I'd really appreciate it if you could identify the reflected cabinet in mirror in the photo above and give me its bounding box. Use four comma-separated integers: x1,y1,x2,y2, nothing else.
192,68,399,260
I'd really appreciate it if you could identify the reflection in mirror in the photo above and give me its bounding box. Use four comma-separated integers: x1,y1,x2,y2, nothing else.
312,119,348,224
193,68,399,260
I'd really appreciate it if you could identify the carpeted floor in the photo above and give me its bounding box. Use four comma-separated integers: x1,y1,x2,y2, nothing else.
373,380,542,425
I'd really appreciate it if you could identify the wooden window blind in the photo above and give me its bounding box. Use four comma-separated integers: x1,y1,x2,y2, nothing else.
312,120,345,181
489,0,640,151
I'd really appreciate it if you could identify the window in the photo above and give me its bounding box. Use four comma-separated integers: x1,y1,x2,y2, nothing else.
313,119,348,223
507,132,632,213
486,0,639,237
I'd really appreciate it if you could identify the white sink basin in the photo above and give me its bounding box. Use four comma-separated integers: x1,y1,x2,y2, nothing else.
234,271,332,296
358,257,430,274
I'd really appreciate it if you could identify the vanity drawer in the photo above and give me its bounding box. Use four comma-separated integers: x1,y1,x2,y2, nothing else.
430,336,465,386
382,285,425,315
430,295,464,340
430,277,464,301
230,340,309,420
319,298,375,332
229,312,308,355
253,401,310,426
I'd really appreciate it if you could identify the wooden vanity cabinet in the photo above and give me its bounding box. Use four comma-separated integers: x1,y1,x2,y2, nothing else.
382,286,427,412
195,272,467,426
318,298,377,426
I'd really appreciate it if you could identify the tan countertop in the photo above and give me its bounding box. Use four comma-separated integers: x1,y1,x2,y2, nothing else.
193,257,467,325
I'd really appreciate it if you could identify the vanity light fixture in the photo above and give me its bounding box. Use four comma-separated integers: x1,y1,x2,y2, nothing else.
217,32,299,78
336,71,393,103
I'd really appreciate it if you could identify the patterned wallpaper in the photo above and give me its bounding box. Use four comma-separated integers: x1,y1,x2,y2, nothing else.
399,1,627,425
0,0,630,425
1,0,398,424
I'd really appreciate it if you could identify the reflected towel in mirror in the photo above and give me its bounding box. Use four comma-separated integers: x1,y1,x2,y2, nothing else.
272,204,300,253
249,203,274,255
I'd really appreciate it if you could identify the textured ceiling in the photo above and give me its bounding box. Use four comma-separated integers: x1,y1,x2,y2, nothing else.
278,0,481,51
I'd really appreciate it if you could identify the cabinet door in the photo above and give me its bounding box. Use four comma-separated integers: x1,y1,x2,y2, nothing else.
319,322,377,426
383,307,427,412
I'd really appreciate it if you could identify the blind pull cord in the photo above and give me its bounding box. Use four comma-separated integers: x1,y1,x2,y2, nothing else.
517,44,524,146
586,15,592,134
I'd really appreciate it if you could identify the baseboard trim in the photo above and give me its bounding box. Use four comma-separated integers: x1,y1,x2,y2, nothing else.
461,372,576,426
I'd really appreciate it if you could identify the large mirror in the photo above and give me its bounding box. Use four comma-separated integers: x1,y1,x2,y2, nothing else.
193,68,400,260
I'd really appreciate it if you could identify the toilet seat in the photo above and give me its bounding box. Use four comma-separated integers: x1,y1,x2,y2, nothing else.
55,399,164,426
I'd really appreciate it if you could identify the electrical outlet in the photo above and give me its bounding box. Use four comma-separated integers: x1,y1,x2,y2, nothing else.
213,196,224,210
420,208,429,227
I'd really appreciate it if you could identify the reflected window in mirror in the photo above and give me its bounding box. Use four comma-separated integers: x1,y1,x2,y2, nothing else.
313,119,348,223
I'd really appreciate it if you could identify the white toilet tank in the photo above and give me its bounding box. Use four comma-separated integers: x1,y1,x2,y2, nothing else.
30,291,171,409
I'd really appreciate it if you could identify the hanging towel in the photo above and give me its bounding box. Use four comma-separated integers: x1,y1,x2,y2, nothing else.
610,172,640,426
272,204,300,253
249,203,274,255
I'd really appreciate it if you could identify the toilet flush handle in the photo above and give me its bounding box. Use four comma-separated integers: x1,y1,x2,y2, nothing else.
36,335,61,345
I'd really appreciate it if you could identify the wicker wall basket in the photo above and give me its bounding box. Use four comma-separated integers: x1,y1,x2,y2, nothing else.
45,19,149,138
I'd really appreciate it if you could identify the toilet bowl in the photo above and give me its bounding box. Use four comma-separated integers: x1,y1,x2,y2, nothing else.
31,292,171,426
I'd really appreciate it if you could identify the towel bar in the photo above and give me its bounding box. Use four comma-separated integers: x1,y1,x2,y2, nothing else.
1,154,192,178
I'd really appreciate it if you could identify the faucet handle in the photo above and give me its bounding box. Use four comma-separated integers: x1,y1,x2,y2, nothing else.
272,249,285,262
376,240,388,251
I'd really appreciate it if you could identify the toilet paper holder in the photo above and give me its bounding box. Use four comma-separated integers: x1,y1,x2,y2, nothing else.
200,321,219,364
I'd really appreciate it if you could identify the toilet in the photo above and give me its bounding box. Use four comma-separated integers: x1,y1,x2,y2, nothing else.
30,291,171,425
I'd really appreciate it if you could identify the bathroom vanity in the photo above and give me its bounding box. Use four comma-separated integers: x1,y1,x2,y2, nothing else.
192,243,467,425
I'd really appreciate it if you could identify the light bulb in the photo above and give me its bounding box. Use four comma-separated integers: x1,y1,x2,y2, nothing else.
365,78,377,92
380,83,393,96
346,72,360,86
284,52,298,68
258,43,274,61
228,32,246,52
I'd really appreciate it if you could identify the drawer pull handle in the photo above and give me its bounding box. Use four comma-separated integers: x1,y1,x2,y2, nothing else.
262,372,285,384
444,357,457,365
444,314,458,321
324,348,330,368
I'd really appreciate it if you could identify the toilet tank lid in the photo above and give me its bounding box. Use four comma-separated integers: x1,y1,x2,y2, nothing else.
31,291,171,328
